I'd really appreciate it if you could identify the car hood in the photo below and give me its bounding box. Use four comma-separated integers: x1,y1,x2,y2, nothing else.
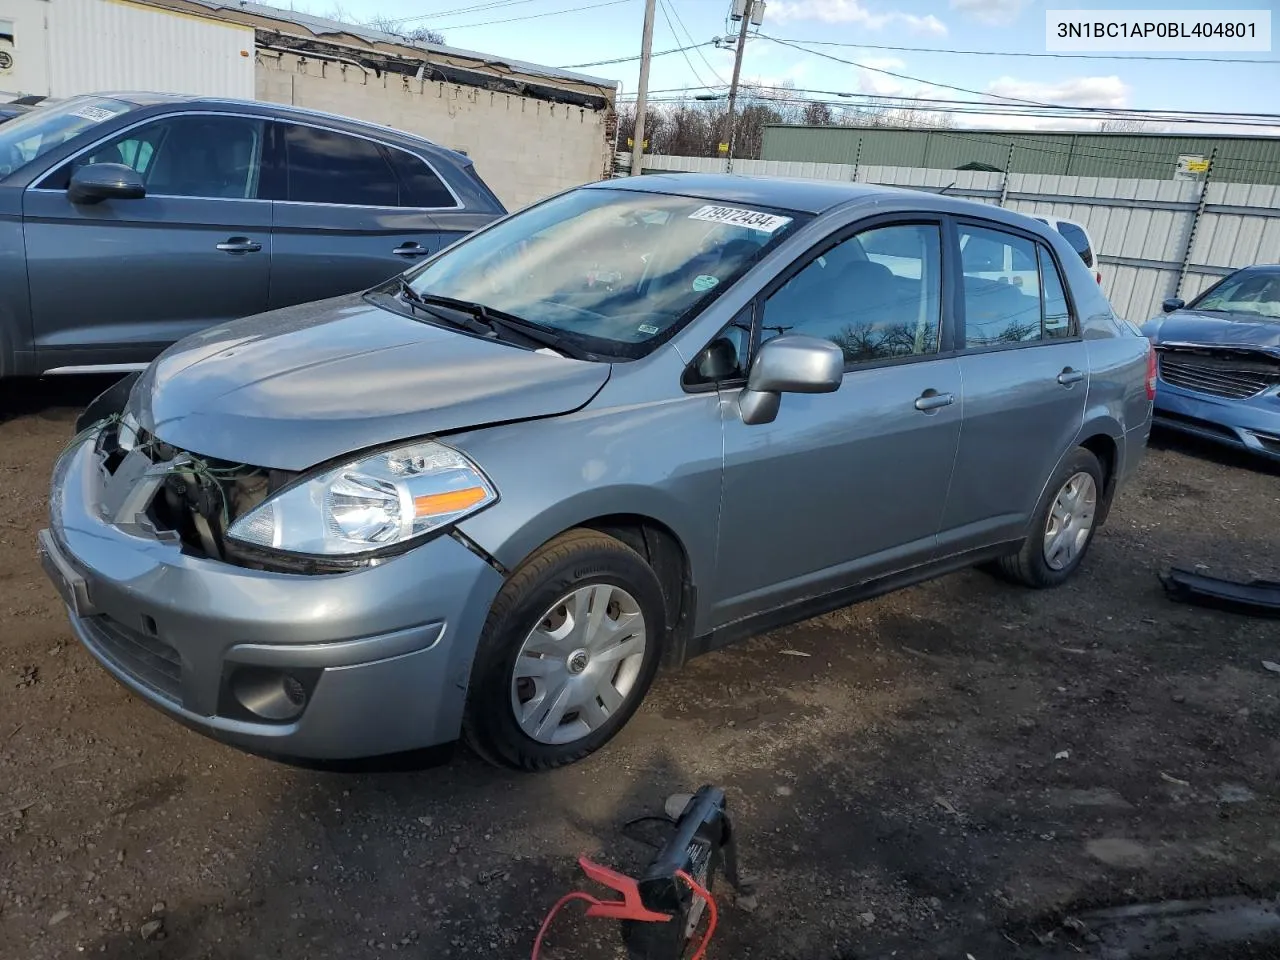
1144,310,1280,356
131,294,611,471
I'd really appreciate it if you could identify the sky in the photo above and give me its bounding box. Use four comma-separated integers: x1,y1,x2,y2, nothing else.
287,0,1280,134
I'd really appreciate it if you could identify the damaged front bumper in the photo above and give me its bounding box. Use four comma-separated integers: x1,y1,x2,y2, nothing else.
40,433,505,760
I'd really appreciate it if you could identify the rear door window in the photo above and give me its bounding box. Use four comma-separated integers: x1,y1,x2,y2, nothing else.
1056,221,1094,268
959,224,1044,347
959,223,1081,347
282,123,399,207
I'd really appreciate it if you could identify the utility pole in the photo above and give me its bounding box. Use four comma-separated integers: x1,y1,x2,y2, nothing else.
721,2,747,172
629,0,657,177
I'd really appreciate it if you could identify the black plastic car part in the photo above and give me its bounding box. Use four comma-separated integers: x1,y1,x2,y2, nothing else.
1160,568,1280,619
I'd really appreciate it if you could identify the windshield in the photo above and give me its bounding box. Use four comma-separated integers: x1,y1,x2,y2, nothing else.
1192,271,1280,320
403,187,806,356
0,96,134,179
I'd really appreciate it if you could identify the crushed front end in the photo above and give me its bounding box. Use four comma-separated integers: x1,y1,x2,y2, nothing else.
39,390,504,760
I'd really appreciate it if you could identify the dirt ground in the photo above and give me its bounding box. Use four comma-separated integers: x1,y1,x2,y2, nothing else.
2,376,1279,960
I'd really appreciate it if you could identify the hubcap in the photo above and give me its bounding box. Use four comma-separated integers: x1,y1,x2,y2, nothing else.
510,584,648,745
1043,471,1097,571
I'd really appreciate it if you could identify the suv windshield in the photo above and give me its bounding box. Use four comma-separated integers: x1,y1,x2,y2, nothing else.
1192,271,1280,320
0,96,134,179
403,187,806,357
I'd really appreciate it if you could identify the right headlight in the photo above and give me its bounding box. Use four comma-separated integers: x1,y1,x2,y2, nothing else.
226,439,497,558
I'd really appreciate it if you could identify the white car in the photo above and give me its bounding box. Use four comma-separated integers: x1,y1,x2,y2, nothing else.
1033,216,1100,285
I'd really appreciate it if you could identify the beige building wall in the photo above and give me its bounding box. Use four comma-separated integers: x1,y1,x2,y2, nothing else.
256,50,612,211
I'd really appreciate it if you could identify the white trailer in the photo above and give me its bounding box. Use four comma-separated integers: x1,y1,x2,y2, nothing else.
1,0,253,102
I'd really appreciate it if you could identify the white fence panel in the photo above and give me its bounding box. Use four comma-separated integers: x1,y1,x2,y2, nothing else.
631,155,1280,323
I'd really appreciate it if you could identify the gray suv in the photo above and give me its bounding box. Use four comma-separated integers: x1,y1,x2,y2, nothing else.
0,93,505,379
40,174,1154,770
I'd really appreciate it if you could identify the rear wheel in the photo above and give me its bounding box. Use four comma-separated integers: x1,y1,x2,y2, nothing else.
994,447,1104,589
462,529,665,770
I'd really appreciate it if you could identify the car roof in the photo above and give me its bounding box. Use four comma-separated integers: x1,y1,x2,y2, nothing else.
85,92,469,164
590,172,897,215
589,173,1069,233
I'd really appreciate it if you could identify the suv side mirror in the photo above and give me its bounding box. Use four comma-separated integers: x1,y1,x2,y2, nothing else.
68,163,146,205
1161,297,1185,313
739,335,843,426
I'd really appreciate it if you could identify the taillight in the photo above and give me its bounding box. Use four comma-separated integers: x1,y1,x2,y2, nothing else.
1145,344,1157,401
1096,271,1102,284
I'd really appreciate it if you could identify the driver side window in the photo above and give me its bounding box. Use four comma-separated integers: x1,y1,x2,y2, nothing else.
760,222,943,365
42,114,265,199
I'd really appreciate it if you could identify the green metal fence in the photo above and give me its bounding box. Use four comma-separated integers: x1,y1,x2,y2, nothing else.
760,126,1280,186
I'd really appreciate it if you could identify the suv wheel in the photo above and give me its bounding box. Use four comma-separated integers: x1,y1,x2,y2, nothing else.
995,447,1104,589
463,529,665,770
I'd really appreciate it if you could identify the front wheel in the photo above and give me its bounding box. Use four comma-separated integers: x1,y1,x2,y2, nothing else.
462,529,665,770
994,447,1104,589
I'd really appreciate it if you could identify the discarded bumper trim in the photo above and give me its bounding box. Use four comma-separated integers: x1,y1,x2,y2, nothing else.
1160,568,1280,619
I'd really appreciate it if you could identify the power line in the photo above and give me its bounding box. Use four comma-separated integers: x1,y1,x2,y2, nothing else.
619,84,1280,125
559,41,714,69
757,35,1280,125
657,0,711,90
766,36,1278,66
665,0,726,85
384,0,540,27
393,0,634,31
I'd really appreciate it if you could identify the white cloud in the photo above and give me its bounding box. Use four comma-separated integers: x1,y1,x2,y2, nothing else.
744,60,814,90
985,75,1130,109
852,56,909,96
940,76,1131,131
769,0,948,35
948,0,1026,26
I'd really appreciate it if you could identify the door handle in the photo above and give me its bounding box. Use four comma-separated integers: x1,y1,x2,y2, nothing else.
393,242,432,258
216,237,262,254
914,390,955,412
1057,368,1085,386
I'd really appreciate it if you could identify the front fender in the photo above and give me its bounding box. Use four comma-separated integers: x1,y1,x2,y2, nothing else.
449,393,724,632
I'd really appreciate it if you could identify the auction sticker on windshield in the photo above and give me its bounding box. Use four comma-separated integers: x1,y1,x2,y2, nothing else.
688,205,793,233
70,105,120,123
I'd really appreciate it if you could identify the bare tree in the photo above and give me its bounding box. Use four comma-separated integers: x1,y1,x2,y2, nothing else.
802,101,834,126
1097,117,1148,133
327,7,446,44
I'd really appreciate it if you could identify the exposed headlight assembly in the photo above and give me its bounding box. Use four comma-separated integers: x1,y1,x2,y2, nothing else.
227,440,496,558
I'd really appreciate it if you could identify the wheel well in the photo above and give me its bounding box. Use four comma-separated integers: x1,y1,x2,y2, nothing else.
579,514,694,669
1079,433,1119,524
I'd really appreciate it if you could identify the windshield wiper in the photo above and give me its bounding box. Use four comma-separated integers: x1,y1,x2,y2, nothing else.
410,289,594,360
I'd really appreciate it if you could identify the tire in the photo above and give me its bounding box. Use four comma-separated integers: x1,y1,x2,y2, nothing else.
995,447,1105,589
462,528,666,771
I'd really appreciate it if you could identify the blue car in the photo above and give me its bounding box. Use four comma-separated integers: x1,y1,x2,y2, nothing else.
1142,265,1280,462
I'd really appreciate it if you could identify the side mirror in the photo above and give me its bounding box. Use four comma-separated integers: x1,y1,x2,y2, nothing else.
1161,297,1185,313
68,163,146,205
739,335,844,426
694,337,740,381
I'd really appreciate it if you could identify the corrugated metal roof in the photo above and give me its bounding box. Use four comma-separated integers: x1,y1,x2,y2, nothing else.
134,0,616,90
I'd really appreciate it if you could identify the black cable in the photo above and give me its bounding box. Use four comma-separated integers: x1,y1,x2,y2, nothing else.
658,0,712,91
559,40,715,69
758,34,1280,124
666,0,727,85
405,0,634,32
384,0,541,27
765,35,1278,66
618,85,1280,126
